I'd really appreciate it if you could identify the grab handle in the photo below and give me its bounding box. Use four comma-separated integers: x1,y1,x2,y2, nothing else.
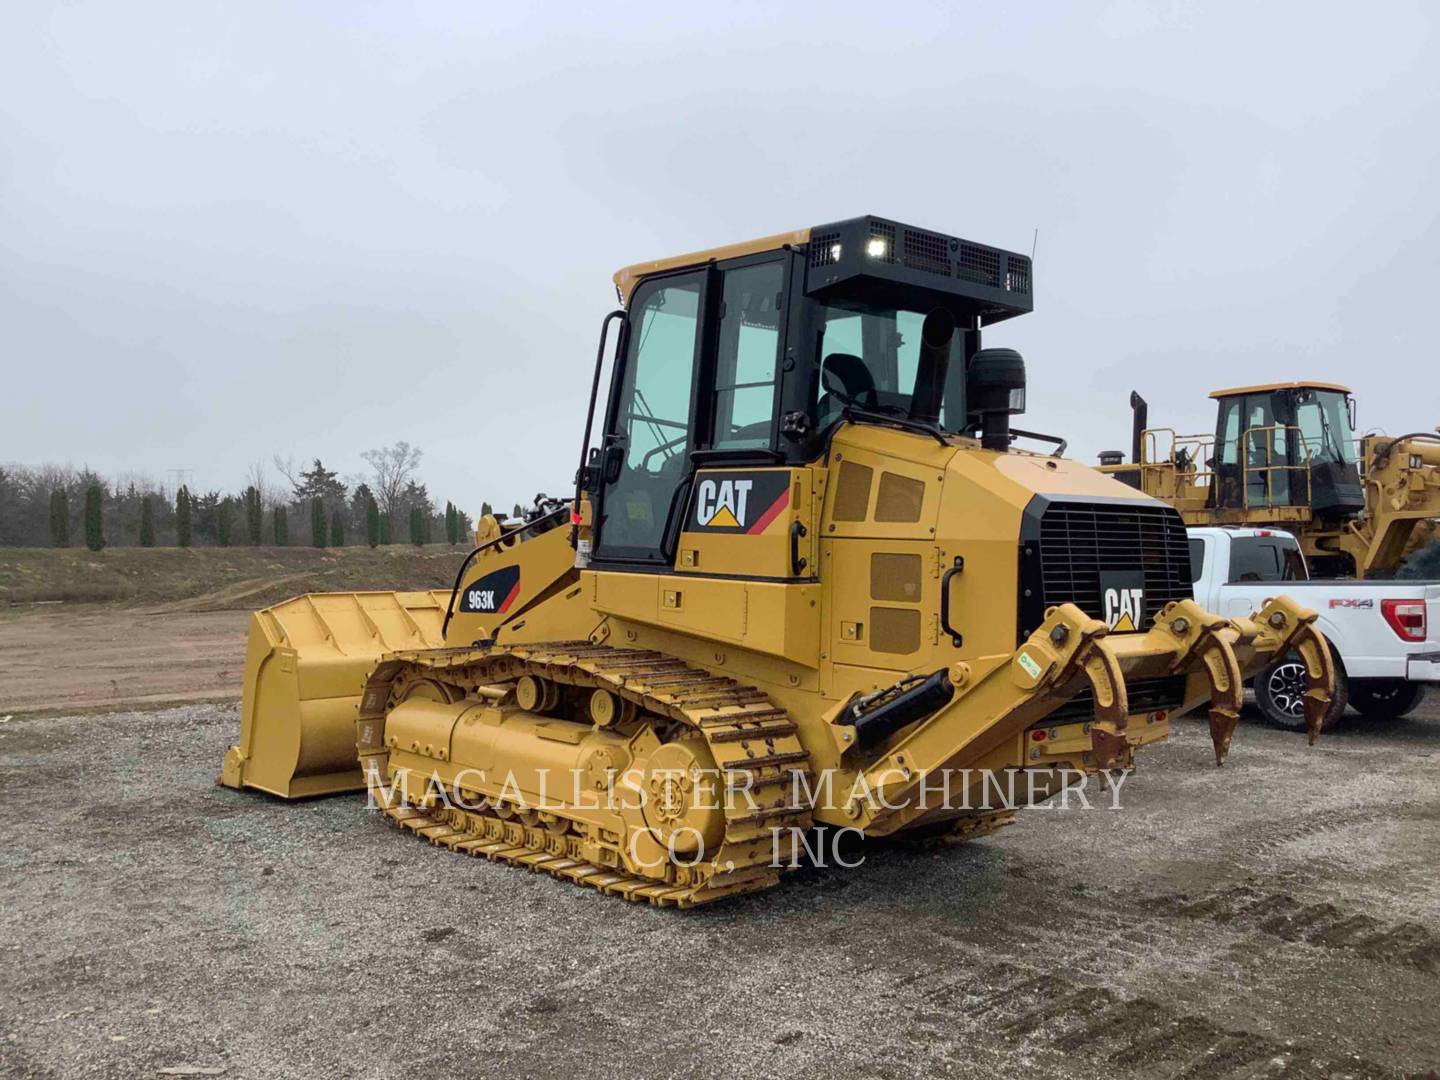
940,556,964,647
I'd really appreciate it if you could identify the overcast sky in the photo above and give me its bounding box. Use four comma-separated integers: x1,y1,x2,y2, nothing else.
4,2,1437,512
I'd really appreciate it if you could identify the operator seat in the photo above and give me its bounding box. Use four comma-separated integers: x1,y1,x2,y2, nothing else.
822,353,876,406
819,352,879,428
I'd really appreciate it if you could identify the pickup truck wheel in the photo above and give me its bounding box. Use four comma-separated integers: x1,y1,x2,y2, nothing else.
1255,652,1348,732
1349,679,1426,721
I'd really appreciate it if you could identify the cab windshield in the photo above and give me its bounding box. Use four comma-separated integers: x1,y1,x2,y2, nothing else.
1293,389,1358,466
813,299,966,431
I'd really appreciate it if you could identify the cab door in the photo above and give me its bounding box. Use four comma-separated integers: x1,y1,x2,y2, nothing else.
592,270,706,565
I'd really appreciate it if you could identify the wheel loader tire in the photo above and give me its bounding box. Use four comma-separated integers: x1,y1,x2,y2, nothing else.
1348,679,1426,721
1255,649,1348,733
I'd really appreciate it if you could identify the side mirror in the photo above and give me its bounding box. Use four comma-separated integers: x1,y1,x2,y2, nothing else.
603,442,625,484
578,447,604,493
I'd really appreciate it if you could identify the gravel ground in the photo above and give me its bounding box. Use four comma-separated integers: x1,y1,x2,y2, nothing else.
2,700,1438,1079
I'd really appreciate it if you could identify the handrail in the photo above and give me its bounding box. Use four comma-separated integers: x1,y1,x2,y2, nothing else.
1009,427,1067,457
1134,424,1323,512
572,310,628,549
1239,424,1314,510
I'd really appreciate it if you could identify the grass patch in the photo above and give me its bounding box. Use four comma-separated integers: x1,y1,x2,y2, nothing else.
0,545,466,608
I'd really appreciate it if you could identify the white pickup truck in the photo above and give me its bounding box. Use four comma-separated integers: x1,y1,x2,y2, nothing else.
1188,527,1440,729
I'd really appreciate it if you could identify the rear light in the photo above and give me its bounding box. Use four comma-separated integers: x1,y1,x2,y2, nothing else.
1381,599,1427,642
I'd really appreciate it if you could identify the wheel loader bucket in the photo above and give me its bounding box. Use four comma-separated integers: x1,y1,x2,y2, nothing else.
219,591,451,798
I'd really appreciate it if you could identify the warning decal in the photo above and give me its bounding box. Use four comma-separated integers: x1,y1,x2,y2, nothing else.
458,565,522,615
688,470,791,535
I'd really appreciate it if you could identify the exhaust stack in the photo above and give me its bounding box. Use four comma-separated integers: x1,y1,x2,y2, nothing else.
1130,390,1149,464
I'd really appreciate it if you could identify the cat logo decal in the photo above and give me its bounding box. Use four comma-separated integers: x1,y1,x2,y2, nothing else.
1099,571,1146,632
690,470,790,534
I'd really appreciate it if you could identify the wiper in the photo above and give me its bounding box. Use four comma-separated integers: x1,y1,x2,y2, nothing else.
842,406,951,447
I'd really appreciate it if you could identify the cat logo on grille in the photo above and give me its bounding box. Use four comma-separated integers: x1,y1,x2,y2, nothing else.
1100,571,1146,632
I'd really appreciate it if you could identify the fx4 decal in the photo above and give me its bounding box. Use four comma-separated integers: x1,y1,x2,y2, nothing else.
1100,570,1146,632
458,565,521,615
1329,597,1374,609
687,470,791,534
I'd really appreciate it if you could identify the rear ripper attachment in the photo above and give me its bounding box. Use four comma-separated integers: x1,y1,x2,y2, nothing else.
834,595,1335,842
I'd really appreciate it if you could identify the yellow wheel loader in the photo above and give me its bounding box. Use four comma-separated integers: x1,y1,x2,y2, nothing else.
1100,384,1440,578
220,216,1335,907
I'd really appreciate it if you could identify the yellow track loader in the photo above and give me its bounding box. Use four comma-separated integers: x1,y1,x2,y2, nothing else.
220,216,1335,906
1100,384,1440,578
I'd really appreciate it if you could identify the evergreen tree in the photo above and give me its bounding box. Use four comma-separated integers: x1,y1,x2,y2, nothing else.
311,498,327,548
216,497,233,547
379,511,391,545
444,501,456,544
365,491,380,548
191,490,221,543
139,496,155,547
330,508,345,547
480,500,493,518
243,486,262,545
512,503,523,519
273,505,289,546
293,459,348,504
176,486,192,548
49,488,70,547
84,484,104,551
409,506,424,546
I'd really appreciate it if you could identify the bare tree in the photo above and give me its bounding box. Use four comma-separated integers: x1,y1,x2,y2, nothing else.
272,454,301,494
246,460,274,507
361,442,423,519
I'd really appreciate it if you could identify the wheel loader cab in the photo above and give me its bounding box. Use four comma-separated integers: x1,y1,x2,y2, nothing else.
1208,382,1363,519
588,215,1032,572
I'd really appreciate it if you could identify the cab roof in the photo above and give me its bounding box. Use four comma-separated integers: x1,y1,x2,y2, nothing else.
1210,381,1352,399
612,227,811,305
611,215,1034,324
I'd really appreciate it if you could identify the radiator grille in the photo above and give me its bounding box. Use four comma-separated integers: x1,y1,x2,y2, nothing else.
1034,502,1193,631
1042,675,1189,725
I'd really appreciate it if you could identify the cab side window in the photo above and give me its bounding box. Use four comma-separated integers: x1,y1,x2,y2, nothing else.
711,261,784,450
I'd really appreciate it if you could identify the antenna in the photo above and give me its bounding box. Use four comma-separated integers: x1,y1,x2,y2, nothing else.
167,468,194,495
1031,228,1039,262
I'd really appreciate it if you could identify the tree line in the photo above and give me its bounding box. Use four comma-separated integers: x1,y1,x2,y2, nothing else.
0,442,516,552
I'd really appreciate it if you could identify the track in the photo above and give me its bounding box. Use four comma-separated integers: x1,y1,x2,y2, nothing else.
360,641,819,906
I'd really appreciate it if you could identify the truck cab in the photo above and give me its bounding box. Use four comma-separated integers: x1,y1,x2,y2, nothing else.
1188,527,1439,728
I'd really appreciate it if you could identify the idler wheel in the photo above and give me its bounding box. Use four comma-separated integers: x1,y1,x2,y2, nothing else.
639,739,725,856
